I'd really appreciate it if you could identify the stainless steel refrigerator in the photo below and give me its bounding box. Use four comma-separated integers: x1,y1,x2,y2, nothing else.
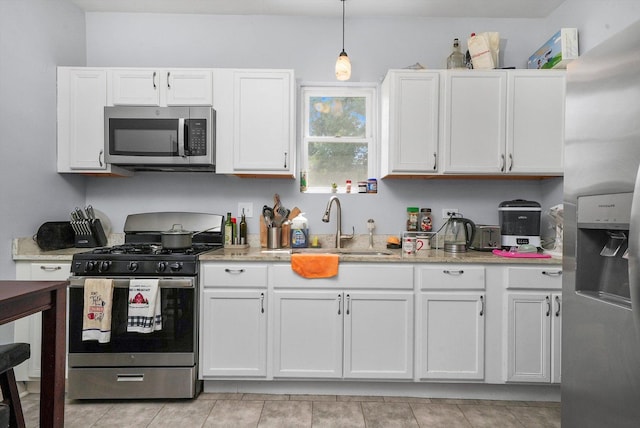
563,20,640,427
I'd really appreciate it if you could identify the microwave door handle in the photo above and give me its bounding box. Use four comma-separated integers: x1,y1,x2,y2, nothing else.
178,118,186,158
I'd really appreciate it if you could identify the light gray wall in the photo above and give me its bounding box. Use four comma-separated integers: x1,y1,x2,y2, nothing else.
81,3,640,240
0,0,86,341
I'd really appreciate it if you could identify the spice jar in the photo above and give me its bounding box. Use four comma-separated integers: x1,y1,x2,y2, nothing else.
346,180,352,193
420,208,433,232
358,181,367,193
406,207,419,231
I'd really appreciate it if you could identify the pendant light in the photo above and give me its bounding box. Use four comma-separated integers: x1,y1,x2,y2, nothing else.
335,0,351,81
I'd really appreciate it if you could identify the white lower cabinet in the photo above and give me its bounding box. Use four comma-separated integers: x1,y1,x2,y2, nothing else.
199,263,268,378
505,267,562,383
273,289,414,379
14,261,71,381
416,266,486,380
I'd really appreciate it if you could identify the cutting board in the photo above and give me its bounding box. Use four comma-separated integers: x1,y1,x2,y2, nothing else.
492,249,552,259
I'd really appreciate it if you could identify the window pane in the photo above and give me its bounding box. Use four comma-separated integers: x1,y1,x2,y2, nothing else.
309,97,366,137
307,141,368,187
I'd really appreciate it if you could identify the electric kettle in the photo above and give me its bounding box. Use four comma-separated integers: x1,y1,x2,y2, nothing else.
443,214,476,253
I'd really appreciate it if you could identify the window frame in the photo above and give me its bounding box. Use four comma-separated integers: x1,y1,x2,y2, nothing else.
299,83,378,193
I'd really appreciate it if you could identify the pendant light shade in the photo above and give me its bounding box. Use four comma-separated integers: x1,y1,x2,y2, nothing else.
335,0,351,81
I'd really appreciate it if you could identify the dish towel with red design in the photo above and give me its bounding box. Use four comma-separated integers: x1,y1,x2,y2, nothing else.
82,278,114,343
127,278,162,333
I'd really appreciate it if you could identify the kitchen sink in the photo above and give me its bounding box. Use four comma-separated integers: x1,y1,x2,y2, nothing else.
291,248,395,257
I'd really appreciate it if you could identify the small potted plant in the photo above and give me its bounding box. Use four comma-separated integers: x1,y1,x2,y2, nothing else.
331,183,338,193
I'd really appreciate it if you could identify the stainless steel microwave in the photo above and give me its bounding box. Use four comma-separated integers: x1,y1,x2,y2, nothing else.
104,106,215,171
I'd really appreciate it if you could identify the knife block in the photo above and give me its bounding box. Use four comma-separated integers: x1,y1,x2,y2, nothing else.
73,219,108,248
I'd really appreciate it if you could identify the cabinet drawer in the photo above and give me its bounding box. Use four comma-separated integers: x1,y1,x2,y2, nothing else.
29,263,71,280
506,267,562,289
201,263,268,287
417,265,485,290
272,263,413,289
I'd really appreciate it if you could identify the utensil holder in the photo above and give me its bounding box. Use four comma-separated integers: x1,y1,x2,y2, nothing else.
72,219,108,248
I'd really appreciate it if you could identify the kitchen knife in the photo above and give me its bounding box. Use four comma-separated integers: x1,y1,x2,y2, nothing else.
85,205,95,220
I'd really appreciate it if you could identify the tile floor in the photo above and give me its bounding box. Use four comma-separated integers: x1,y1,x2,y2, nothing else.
20,392,561,427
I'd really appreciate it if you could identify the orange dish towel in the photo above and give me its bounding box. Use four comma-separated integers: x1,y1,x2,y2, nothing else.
291,253,339,279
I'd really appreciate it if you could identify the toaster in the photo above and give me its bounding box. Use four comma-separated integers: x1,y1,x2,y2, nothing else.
470,225,501,251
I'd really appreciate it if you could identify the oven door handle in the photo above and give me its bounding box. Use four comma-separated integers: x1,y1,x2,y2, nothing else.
68,277,195,288
178,117,186,158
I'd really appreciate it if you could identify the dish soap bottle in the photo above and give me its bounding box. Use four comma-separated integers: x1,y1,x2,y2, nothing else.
290,213,309,248
447,38,465,69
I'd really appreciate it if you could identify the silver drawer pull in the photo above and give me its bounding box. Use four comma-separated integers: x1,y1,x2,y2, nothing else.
117,374,144,382
542,270,562,276
555,295,561,317
40,265,62,271
443,270,464,275
224,268,245,274
480,295,484,316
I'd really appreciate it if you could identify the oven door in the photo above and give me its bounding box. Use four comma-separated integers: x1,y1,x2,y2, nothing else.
68,277,197,368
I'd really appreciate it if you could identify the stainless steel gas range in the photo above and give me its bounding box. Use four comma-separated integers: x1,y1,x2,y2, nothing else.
67,212,223,400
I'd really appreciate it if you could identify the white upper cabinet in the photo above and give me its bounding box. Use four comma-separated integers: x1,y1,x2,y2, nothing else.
381,70,440,176
111,69,213,106
57,67,130,175
214,69,295,176
442,71,508,174
507,70,565,174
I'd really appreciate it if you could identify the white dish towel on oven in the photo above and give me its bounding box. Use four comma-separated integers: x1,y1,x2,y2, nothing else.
82,278,114,343
127,279,162,333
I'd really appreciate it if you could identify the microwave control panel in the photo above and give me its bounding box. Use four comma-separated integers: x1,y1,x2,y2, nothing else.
186,119,207,156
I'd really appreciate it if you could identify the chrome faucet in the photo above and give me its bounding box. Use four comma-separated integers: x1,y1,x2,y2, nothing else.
322,196,354,248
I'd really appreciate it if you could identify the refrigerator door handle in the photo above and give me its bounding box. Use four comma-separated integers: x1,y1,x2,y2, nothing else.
628,165,640,333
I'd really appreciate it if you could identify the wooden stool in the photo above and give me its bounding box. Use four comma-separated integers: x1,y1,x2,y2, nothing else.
0,343,30,428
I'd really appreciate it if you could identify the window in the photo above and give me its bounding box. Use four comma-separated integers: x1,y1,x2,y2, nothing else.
300,85,377,192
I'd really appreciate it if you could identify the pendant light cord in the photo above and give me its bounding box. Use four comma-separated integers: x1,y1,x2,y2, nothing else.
341,0,345,52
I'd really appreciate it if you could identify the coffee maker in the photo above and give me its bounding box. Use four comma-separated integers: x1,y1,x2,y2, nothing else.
498,199,541,248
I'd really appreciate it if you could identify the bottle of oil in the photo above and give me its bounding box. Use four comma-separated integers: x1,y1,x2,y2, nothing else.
239,209,247,245
224,212,233,246
447,38,465,69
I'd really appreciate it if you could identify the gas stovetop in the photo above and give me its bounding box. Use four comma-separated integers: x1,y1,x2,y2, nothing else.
71,212,224,276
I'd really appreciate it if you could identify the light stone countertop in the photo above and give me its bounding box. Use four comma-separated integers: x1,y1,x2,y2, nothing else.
13,234,561,265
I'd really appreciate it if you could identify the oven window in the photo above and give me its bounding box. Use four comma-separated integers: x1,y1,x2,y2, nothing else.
68,286,195,354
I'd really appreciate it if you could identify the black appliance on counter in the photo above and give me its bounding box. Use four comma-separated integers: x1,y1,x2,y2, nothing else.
67,212,223,400
498,199,541,249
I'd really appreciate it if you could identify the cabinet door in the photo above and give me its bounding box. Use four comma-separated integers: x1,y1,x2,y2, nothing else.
507,292,551,382
111,69,160,105
65,69,108,170
443,71,507,173
344,291,413,379
273,290,343,378
200,289,267,377
165,70,213,106
551,292,562,383
507,71,565,174
232,70,294,173
419,292,485,380
381,71,439,175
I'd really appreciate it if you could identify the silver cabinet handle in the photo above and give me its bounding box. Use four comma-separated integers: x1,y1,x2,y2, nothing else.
338,294,342,315
346,294,351,315
432,152,437,171
508,154,513,171
443,270,464,275
480,295,484,316
152,71,157,89
40,265,62,271
500,154,506,172
555,295,561,317
224,268,245,274
167,71,171,89
283,152,288,168
546,295,551,317
542,270,562,276
260,292,265,314
99,149,104,167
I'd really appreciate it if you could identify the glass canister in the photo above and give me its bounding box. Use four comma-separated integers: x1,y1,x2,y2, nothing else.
406,207,419,231
420,208,433,232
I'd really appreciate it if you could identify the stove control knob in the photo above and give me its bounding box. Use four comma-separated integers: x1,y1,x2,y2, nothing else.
169,262,183,272
156,262,167,273
128,262,139,272
85,261,96,272
98,261,111,273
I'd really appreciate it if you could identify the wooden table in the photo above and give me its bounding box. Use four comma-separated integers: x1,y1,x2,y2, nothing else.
0,281,68,428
